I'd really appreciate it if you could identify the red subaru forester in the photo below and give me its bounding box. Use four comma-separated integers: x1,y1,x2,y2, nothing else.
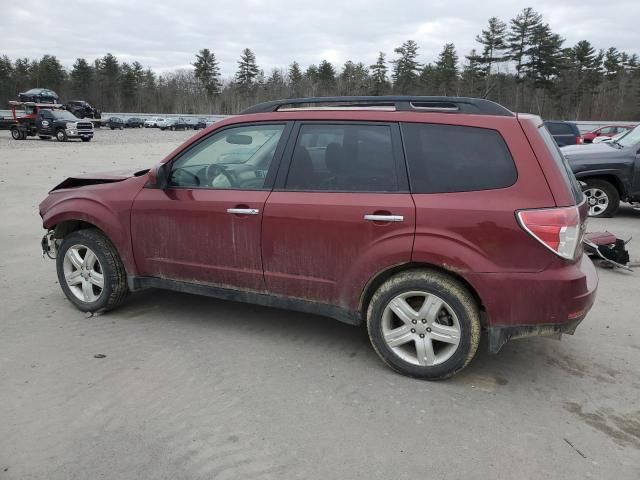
39,96,598,379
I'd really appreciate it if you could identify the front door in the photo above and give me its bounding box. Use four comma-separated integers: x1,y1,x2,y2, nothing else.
261,122,415,311
36,109,54,135
131,122,289,291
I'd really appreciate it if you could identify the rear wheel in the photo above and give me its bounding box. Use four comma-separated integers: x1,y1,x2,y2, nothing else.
56,129,68,142
11,128,24,140
56,229,128,312
81,137,91,142
367,269,481,380
583,179,620,217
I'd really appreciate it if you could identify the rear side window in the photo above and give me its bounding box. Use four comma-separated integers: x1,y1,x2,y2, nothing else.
538,125,584,203
546,122,574,135
285,123,398,192
401,123,517,193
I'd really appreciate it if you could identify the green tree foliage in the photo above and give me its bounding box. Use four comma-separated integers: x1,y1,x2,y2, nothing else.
193,48,221,96
392,40,421,93
434,43,459,95
235,48,259,93
369,52,389,95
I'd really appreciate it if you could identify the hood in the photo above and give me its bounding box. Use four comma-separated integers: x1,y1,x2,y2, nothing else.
561,142,622,162
50,168,149,191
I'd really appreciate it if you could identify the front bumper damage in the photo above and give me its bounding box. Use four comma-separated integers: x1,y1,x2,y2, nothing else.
487,318,584,354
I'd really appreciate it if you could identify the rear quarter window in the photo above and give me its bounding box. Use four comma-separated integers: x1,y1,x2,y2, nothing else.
401,123,517,193
538,125,584,203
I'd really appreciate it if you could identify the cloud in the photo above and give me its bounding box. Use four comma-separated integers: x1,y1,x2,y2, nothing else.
1,0,638,78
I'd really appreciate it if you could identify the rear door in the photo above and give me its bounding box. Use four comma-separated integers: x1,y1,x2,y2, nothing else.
261,121,415,311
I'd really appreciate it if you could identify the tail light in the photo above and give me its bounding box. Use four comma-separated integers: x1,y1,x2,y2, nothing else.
517,206,582,260
576,136,583,144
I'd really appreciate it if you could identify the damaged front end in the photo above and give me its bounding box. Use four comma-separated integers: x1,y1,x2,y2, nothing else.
41,230,58,259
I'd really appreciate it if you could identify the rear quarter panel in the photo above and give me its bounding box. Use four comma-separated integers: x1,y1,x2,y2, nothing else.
411,116,557,274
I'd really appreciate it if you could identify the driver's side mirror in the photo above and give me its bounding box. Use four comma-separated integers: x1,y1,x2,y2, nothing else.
155,163,170,189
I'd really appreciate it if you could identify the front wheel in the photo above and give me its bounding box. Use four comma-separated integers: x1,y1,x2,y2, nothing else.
583,179,620,217
56,229,128,312
367,269,481,380
56,129,68,142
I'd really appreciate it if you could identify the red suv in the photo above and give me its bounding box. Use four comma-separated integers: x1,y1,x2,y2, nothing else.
39,96,598,379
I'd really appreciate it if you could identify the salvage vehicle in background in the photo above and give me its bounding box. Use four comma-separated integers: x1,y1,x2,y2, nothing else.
160,117,189,131
126,117,144,128
144,117,164,128
65,100,101,120
564,124,640,217
39,96,597,380
8,101,93,142
544,120,583,146
582,125,634,143
106,117,124,130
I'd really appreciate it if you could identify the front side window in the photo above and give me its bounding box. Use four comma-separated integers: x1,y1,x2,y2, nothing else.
285,123,397,191
402,123,517,194
169,124,285,189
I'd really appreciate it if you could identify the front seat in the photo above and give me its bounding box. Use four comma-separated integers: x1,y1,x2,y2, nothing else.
286,145,315,189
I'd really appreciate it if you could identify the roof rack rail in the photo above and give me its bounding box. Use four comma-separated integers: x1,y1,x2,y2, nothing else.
240,96,513,116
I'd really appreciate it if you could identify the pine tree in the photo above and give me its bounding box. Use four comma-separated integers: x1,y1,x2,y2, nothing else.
369,52,389,95
193,48,221,96
434,43,459,95
476,17,508,76
70,58,94,99
235,48,259,92
317,60,336,94
507,8,543,80
288,61,303,95
0,55,13,104
392,40,421,93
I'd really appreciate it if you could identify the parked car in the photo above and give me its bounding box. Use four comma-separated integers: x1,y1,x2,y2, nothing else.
194,118,207,130
543,120,583,147
106,117,124,130
592,131,624,144
160,117,189,131
65,100,101,120
563,124,640,217
144,117,164,128
582,125,634,143
39,96,597,380
125,117,144,128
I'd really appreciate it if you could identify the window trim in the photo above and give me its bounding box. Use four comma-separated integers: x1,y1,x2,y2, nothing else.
163,121,293,191
399,121,519,194
273,120,409,193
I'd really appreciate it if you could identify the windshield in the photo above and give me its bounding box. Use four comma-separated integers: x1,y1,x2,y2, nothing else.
616,125,640,148
51,110,80,121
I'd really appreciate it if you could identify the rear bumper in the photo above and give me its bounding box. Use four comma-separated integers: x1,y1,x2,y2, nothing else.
467,255,598,353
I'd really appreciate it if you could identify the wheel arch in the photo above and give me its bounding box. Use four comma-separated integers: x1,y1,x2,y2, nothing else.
576,173,627,199
358,262,485,324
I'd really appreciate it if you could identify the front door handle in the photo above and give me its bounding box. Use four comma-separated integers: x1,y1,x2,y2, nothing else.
227,208,259,215
364,214,404,222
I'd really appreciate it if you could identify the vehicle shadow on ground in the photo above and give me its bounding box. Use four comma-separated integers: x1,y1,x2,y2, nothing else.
108,287,572,387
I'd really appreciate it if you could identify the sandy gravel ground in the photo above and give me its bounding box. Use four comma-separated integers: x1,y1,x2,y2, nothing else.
0,127,639,479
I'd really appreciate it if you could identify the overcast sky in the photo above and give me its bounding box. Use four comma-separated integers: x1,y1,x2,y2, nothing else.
3,0,639,77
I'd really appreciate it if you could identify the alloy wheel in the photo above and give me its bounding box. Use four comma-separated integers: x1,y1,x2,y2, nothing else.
584,187,609,216
63,244,105,303
381,291,461,366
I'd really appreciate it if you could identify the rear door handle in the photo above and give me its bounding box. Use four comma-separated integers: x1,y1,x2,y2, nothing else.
227,208,259,215
364,214,404,222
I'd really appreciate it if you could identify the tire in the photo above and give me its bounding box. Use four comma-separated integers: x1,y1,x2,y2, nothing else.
11,128,23,140
110,126,115,130
56,129,68,142
56,229,128,313
81,137,91,142
583,179,620,217
366,269,481,380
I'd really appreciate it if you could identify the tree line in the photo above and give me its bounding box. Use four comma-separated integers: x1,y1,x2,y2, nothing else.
1,7,639,120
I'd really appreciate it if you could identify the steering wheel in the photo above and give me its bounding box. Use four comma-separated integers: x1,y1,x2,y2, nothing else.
205,164,235,188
